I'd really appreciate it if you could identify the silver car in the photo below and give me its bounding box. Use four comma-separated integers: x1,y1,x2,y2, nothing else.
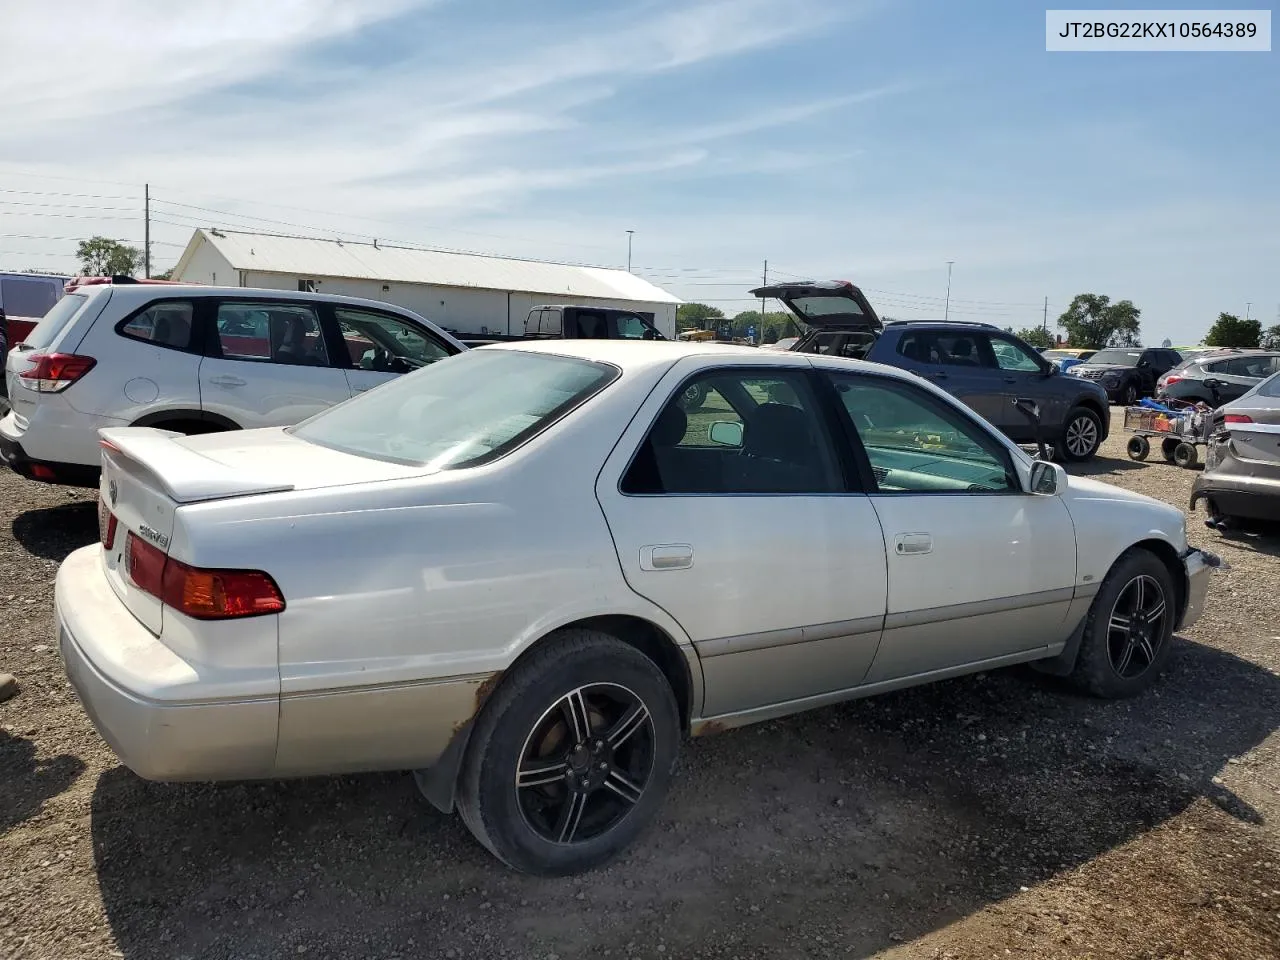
1192,371,1280,528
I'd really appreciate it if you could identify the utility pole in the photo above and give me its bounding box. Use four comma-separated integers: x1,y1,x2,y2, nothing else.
1042,296,1049,335
760,259,768,345
1245,301,1251,321
144,183,151,279
626,230,634,272
944,260,954,321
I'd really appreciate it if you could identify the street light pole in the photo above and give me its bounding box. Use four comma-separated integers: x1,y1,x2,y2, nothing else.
626,230,635,272
944,261,954,321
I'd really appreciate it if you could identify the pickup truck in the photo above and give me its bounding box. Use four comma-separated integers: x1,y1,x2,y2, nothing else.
455,304,667,349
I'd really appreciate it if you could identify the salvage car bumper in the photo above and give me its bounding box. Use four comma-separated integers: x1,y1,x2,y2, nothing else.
1190,474,1280,523
1178,547,1220,631
55,545,279,781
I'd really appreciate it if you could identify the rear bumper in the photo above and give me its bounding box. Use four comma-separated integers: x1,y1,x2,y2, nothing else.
1190,474,1280,523
55,545,279,781
1178,548,1220,631
0,428,101,487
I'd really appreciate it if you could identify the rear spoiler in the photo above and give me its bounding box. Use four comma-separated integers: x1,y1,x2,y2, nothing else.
98,427,295,504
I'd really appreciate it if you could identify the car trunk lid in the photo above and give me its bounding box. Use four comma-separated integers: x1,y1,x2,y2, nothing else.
97,426,429,633
750,281,882,332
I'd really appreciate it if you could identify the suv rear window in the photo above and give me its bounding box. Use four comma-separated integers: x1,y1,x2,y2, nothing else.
20,293,88,350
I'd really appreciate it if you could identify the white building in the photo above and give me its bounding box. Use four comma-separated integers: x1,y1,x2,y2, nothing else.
170,229,682,338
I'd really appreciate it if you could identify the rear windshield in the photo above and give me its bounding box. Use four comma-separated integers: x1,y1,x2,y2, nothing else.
1,275,61,318
1258,373,1280,398
1088,349,1141,365
291,349,619,469
789,296,865,320
19,293,88,350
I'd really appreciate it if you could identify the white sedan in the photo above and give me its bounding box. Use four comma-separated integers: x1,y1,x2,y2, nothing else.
56,340,1217,875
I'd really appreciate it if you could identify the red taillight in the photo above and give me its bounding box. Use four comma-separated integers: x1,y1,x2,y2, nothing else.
1163,375,1182,386
18,353,96,393
125,532,284,619
98,500,118,550
1223,414,1254,424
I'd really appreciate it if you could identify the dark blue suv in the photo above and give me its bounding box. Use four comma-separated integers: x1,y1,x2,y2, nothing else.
753,281,1111,461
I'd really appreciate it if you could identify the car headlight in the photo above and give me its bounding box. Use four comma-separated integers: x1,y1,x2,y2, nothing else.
1101,373,1121,383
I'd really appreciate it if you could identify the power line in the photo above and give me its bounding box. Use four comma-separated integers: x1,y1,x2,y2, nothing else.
0,232,183,247
0,187,137,202
0,199,140,213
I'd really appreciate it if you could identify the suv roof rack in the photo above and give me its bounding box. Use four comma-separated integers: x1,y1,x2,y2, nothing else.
884,318,999,330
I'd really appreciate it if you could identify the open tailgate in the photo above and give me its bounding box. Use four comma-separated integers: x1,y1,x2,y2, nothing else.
750,280,882,331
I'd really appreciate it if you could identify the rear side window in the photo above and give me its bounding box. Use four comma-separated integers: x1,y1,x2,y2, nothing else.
335,308,453,371
0,276,61,318
21,293,89,350
120,301,195,351
1222,356,1276,378
897,331,994,368
214,302,329,366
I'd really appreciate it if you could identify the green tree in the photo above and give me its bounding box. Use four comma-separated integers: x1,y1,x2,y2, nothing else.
1056,294,1141,349
1016,326,1054,349
1260,324,1280,350
676,302,724,332
731,310,797,342
152,268,174,281
75,236,143,277
1203,312,1261,349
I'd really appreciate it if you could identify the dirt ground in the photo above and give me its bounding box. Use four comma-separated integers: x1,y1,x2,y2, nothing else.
2,409,1278,960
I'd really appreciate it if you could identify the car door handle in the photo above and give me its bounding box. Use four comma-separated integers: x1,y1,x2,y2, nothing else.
209,375,247,387
893,533,933,556
1002,376,1017,384
639,544,693,571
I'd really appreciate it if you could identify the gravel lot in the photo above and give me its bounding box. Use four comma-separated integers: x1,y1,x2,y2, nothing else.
2,409,1278,960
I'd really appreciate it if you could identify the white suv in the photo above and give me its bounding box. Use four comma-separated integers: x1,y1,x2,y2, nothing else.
0,283,464,486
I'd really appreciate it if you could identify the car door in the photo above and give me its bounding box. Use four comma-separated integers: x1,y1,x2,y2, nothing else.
890,329,1006,425
987,333,1064,438
595,360,888,720
823,369,1077,681
327,306,458,395
199,299,354,429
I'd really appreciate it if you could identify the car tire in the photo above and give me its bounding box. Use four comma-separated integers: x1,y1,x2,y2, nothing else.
455,629,681,876
678,383,707,412
1068,549,1177,699
1173,442,1198,468
1126,435,1150,461
1057,407,1103,461
1121,382,1139,406
1161,437,1180,462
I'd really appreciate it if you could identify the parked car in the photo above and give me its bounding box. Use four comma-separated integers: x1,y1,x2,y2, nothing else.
457,305,667,349
1068,346,1183,405
1,283,463,487
1191,371,1280,528
0,271,70,350
1160,351,1280,406
58,339,1217,875
1041,348,1096,374
753,281,1111,460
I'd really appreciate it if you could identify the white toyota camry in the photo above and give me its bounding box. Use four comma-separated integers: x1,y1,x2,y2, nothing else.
56,340,1217,875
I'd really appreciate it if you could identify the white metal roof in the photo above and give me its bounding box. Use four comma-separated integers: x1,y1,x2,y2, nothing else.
175,229,681,304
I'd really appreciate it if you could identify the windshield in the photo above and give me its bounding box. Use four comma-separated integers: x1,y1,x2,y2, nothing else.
1088,349,1142,365
1258,372,1280,398
1042,350,1072,360
19,293,87,350
291,350,618,469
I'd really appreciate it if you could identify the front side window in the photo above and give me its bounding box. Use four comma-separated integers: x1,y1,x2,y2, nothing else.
335,308,453,372
292,349,617,469
829,373,1017,493
613,314,649,340
990,336,1044,372
622,369,842,495
896,331,994,368
215,302,328,366
120,301,195,351
1222,355,1276,378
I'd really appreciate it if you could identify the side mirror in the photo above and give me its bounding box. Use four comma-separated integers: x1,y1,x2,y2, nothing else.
708,421,744,447
1029,460,1066,496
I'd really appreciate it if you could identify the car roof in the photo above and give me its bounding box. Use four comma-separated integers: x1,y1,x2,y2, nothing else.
484,336,929,387
85,282,435,317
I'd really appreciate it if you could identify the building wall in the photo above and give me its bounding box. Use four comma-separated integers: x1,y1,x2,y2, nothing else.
177,238,238,287
240,271,677,338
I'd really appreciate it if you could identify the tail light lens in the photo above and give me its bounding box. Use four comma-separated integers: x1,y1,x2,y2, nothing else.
125,533,285,619
18,353,96,392
1163,375,1182,386
1223,414,1254,424
98,499,118,550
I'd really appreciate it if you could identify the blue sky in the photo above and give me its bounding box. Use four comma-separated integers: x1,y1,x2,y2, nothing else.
0,0,1275,343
